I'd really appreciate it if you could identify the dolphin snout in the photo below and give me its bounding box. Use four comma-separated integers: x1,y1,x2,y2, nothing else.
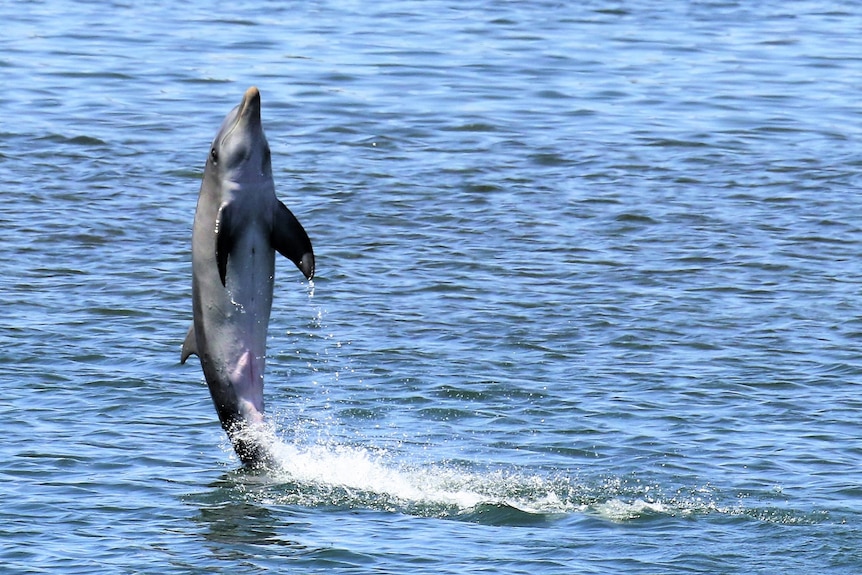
239,86,262,123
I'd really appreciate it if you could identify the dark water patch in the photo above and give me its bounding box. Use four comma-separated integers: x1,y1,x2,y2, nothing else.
434,384,497,402
444,122,499,132
206,18,259,27
457,502,561,526
46,70,134,81
645,138,711,148
530,151,574,166
337,407,385,421
36,133,108,147
613,212,659,224
180,76,234,84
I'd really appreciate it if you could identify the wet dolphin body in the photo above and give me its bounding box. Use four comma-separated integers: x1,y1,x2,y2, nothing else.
181,86,314,465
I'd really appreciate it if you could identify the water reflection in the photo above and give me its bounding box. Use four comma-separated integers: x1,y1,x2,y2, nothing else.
192,474,309,562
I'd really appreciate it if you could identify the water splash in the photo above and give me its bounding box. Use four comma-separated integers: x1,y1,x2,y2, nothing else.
217,423,831,526
219,423,580,523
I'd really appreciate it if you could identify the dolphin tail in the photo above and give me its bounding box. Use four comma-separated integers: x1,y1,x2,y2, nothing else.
271,200,314,279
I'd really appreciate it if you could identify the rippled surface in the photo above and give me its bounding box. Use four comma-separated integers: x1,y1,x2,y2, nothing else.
2,1,862,573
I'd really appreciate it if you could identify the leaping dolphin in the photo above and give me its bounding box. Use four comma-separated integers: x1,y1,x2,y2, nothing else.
181,86,314,466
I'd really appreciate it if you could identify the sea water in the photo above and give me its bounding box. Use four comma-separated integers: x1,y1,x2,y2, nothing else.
1,1,861,573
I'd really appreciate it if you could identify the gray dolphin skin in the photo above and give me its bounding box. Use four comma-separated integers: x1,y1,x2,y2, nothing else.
181,86,314,466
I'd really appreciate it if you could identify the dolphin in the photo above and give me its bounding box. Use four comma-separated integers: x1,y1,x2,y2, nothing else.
181,86,314,466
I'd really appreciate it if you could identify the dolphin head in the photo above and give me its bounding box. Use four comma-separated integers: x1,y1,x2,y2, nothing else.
207,86,273,187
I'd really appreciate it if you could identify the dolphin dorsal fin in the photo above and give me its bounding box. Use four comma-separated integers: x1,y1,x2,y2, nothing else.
181,324,198,363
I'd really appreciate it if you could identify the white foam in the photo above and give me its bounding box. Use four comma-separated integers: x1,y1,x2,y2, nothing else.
268,439,489,510
593,498,668,522
226,422,576,515
224,424,792,524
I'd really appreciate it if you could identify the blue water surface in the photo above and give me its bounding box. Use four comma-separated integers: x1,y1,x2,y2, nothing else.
1,1,861,573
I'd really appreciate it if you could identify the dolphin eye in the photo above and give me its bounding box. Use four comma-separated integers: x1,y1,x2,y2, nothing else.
263,147,271,168
210,147,218,164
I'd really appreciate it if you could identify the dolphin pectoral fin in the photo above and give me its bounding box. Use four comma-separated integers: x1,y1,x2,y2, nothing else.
181,324,198,363
215,202,236,287
272,200,315,279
